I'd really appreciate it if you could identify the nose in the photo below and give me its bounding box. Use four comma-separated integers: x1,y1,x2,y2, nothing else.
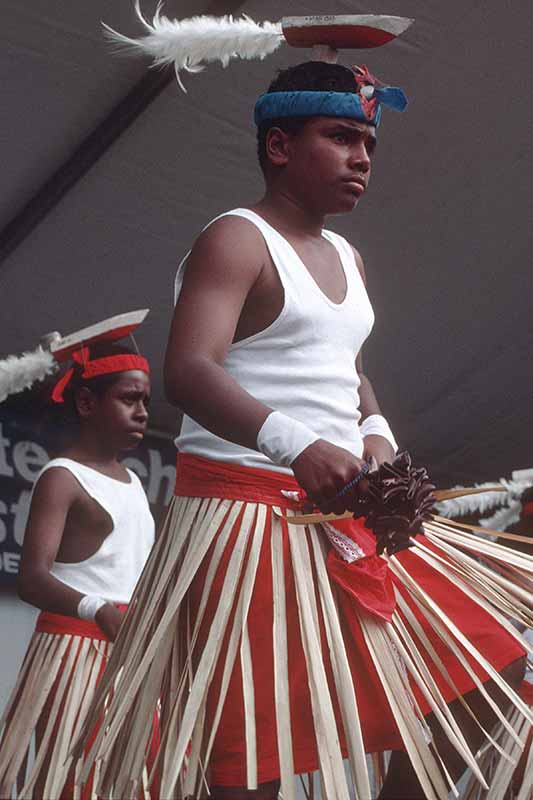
348,141,371,173
135,401,149,421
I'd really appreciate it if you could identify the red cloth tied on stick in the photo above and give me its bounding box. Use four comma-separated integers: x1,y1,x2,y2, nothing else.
325,518,396,621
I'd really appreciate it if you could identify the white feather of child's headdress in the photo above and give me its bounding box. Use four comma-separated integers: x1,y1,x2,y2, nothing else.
0,347,57,403
436,472,533,530
104,3,283,89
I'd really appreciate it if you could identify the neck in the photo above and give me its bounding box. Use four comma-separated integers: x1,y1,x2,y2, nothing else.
64,428,120,467
255,184,326,237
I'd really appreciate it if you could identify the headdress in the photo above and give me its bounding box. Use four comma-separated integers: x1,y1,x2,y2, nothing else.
104,8,412,126
0,309,149,404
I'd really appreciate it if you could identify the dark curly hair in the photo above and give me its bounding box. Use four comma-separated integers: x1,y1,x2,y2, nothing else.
257,61,359,172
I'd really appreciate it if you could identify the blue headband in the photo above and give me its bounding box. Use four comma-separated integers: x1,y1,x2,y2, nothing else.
254,87,407,128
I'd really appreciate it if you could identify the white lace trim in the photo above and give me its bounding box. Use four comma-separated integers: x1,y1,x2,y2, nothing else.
322,523,366,563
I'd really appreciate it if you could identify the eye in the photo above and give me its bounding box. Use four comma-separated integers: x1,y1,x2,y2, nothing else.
331,132,348,144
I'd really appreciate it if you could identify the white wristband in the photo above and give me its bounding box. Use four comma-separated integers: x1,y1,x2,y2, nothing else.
360,414,398,454
257,411,320,467
77,595,107,622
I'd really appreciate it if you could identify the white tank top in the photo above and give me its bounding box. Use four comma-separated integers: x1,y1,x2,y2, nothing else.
37,458,155,603
175,208,375,474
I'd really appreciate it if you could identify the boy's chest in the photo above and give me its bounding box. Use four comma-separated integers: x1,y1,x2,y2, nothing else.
286,235,348,304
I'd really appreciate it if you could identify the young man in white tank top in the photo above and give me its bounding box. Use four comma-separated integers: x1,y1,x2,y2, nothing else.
164,62,525,799
74,52,528,800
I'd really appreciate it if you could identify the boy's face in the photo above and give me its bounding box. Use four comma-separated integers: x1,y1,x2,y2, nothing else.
78,371,151,451
268,116,376,215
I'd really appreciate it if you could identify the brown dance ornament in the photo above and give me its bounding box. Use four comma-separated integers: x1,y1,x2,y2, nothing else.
349,451,436,555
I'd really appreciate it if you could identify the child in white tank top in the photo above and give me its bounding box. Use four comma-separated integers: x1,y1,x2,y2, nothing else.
0,335,157,800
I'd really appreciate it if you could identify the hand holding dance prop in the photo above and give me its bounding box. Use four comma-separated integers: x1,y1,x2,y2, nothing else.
280,451,437,555
348,451,436,555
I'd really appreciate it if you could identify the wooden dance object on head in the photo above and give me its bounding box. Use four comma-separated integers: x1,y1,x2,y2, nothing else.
282,14,413,62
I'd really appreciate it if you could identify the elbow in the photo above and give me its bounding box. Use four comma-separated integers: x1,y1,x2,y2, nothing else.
17,571,32,604
164,361,187,408
164,354,214,409
17,566,45,606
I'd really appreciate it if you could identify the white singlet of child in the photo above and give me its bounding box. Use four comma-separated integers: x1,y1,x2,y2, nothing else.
38,458,155,603
175,208,375,474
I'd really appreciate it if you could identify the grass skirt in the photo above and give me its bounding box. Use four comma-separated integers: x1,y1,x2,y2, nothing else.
0,609,157,799
70,453,533,800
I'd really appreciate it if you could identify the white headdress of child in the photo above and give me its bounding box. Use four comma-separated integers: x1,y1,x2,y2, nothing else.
0,309,149,403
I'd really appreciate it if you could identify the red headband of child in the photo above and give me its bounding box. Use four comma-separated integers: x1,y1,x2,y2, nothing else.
52,346,150,404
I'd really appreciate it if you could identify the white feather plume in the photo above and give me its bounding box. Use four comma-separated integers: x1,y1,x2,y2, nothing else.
436,475,533,531
436,482,509,518
480,503,521,531
0,348,57,403
104,3,283,89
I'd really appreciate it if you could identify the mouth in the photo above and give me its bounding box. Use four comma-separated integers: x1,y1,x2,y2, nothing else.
343,177,366,192
128,429,146,438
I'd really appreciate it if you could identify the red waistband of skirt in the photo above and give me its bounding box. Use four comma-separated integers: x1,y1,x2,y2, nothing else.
175,453,303,507
35,605,128,640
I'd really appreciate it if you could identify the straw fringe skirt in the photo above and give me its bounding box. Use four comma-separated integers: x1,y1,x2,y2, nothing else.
462,681,533,800
0,611,158,800
71,495,533,800
0,625,114,799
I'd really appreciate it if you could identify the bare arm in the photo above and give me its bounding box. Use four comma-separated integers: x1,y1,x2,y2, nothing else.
18,469,123,640
164,216,272,449
352,246,396,466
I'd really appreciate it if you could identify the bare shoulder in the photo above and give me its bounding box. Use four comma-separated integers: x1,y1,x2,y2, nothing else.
185,212,268,286
32,465,83,508
349,243,366,284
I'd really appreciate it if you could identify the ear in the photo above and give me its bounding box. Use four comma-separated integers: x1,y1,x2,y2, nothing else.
265,127,293,168
74,387,99,420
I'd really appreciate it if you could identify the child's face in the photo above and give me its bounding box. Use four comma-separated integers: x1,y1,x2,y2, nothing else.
92,370,151,450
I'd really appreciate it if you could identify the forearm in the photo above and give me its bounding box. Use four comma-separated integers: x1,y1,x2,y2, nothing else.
166,355,273,451
18,567,84,617
358,373,397,463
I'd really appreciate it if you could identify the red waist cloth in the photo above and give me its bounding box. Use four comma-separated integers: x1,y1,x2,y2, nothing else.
176,452,309,506
176,453,396,621
36,605,128,641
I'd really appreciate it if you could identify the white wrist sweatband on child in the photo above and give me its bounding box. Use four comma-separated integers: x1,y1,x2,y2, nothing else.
257,411,320,467
77,595,107,622
360,414,398,453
